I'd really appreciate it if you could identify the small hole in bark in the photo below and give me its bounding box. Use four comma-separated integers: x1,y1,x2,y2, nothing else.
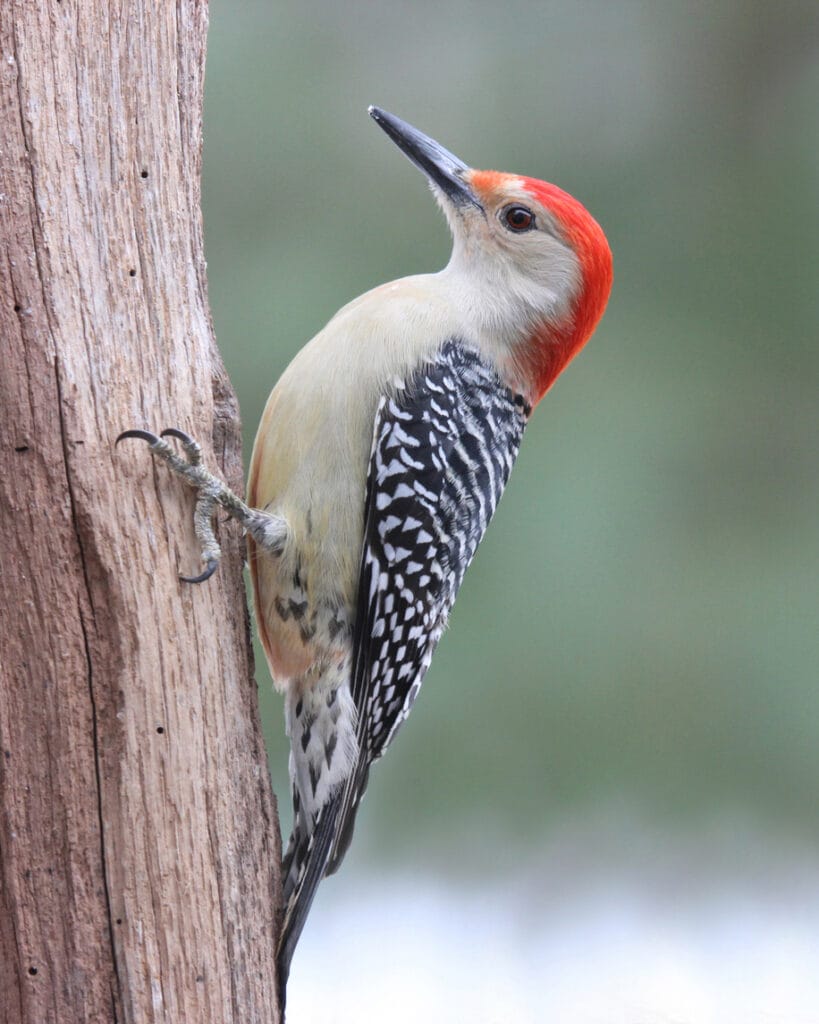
28,967,37,976
14,445,29,453
14,304,21,312
140,169,149,179
116,918,122,925
156,726,165,734
128,268,136,277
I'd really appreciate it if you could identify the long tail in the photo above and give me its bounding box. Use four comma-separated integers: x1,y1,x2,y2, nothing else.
276,674,362,1010
276,792,343,1008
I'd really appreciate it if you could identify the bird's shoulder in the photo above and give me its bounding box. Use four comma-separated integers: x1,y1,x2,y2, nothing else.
249,274,468,504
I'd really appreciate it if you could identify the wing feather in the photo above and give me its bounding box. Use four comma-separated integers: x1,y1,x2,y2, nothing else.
328,339,529,871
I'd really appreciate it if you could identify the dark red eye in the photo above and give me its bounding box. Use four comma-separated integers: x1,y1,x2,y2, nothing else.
502,205,535,232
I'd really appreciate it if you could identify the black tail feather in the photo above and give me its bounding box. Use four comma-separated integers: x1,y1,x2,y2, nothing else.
276,794,343,1006
325,760,371,876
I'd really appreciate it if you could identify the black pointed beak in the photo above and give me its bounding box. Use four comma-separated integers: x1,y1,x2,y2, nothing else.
369,106,483,212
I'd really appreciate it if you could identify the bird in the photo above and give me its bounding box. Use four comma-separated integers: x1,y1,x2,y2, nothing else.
118,105,613,1006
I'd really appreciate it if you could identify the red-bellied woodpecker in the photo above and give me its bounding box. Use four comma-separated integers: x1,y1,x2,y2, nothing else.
118,106,612,1001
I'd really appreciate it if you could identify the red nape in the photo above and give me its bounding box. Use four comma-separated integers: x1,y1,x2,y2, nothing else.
521,177,613,402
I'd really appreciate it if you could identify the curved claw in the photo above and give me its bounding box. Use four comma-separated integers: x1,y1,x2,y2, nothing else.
116,428,161,446
160,427,202,465
179,558,220,585
160,427,196,446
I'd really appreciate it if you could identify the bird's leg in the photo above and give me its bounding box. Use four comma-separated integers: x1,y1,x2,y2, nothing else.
117,427,286,583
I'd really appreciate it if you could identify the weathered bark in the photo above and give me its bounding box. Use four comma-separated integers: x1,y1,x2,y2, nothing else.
0,3,281,1022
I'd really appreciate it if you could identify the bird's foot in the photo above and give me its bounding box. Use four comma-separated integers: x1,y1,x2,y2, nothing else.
117,427,287,583
116,428,239,582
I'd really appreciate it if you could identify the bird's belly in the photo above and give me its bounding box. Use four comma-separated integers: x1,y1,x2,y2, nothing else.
250,522,359,687
249,450,363,689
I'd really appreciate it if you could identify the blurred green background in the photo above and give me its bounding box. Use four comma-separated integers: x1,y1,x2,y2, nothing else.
202,0,819,870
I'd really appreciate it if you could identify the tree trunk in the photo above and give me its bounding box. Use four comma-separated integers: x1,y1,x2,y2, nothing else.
0,3,281,1022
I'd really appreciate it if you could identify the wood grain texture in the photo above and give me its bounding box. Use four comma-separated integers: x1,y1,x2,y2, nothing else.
0,2,282,1021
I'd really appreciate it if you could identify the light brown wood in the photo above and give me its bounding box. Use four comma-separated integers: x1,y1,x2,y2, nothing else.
0,2,281,1022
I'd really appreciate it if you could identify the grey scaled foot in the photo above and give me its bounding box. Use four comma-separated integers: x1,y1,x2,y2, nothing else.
116,427,286,583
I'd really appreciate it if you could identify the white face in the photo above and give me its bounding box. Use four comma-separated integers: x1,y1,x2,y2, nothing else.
438,176,583,347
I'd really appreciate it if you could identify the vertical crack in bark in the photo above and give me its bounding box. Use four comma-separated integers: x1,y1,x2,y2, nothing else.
53,357,95,608
78,610,122,1024
54,357,122,1020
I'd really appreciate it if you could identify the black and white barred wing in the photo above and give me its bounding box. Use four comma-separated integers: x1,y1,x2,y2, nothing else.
328,340,528,870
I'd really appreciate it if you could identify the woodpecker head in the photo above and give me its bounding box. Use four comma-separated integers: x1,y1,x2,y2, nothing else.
369,106,613,403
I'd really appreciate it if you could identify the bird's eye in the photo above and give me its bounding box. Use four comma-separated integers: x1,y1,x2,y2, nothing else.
502,205,535,232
